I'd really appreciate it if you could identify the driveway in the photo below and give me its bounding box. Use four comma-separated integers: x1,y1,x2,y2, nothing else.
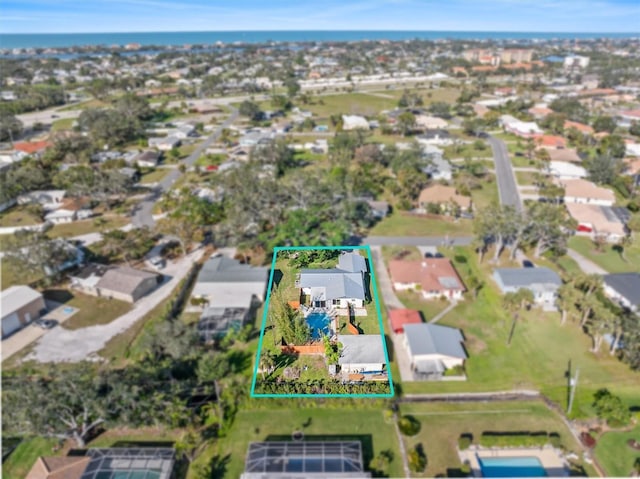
488,135,522,211
566,248,608,275
25,248,205,363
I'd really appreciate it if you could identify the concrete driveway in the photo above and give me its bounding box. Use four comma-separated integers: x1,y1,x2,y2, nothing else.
25,248,205,363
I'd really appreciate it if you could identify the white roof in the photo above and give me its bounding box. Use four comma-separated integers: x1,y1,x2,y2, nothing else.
548,161,587,178
1,285,43,317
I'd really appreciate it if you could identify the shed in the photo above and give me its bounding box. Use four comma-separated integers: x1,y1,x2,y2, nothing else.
1,285,46,338
338,334,386,374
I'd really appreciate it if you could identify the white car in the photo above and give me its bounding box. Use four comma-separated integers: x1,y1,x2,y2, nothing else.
149,256,165,269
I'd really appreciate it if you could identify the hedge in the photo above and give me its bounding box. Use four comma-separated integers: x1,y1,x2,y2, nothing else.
480,431,555,448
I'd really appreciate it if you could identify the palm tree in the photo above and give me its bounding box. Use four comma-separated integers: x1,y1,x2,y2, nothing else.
259,351,277,380
614,235,632,263
556,283,580,325
585,303,616,353
503,292,521,346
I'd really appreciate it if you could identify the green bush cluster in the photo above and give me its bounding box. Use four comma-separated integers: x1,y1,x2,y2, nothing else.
458,434,473,450
254,380,391,395
397,415,421,436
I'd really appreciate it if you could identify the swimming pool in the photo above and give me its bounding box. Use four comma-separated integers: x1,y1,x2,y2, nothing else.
479,456,547,477
305,312,332,340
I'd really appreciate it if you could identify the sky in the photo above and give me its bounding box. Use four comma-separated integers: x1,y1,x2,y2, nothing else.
1,0,640,34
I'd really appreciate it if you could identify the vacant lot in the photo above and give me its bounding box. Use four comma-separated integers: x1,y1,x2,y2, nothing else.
0,206,42,227
369,212,473,237
140,168,171,184
568,236,640,274
47,216,129,238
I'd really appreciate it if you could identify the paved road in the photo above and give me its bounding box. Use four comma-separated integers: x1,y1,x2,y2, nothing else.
488,135,522,211
131,108,239,228
26,248,204,363
17,105,82,129
364,236,473,246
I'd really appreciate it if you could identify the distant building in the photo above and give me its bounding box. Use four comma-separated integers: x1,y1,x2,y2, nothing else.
70,264,161,303
341,115,370,130
1,286,46,338
493,267,562,310
403,323,467,380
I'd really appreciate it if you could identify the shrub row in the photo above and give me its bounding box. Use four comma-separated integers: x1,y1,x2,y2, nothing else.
254,379,391,395
457,431,562,449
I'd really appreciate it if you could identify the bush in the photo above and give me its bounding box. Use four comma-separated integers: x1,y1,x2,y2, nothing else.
398,415,421,436
548,432,562,448
458,434,473,450
408,444,427,473
444,365,466,376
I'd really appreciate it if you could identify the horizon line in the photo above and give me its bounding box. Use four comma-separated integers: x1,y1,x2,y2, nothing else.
3,29,640,36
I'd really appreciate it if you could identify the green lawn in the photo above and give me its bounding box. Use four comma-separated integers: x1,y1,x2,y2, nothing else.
510,153,537,168
443,143,492,160
568,236,640,274
2,437,61,479
369,212,473,237
306,92,398,118
190,408,404,479
1,262,43,291
515,170,538,185
398,401,595,478
594,425,640,477
400,246,640,419
396,290,451,322
43,289,131,330
0,206,42,227
140,168,171,184
469,177,499,210
47,216,129,238
51,117,75,131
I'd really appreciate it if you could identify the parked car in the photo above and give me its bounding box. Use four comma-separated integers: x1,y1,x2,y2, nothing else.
149,256,165,269
522,260,535,268
33,319,58,329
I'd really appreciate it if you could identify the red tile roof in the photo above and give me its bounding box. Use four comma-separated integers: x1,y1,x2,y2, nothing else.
533,135,567,148
389,309,423,334
13,141,52,154
564,120,594,135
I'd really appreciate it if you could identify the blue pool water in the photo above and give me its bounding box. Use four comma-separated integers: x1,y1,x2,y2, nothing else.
479,456,547,477
305,312,332,340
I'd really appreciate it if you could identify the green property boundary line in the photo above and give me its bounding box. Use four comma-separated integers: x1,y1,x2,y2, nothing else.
250,244,395,398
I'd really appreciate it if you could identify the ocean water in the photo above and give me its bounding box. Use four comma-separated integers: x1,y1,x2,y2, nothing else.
1,30,638,49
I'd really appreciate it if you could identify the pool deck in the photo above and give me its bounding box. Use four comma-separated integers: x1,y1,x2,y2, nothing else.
459,445,569,477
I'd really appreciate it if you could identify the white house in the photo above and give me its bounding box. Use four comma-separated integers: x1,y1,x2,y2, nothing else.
342,115,370,131
338,334,387,374
499,115,543,137
493,267,562,310
1,286,46,338
403,323,467,379
548,161,587,179
148,136,181,151
557,179,616,206
17,190,66,210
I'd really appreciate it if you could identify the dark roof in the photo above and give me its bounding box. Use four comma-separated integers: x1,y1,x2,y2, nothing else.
197,255,268,284
71,263,110,280
604,273,640,307
241,442,370,478
404,323,467,359
494,267,562,289
96,266,159,295
135,150,161,162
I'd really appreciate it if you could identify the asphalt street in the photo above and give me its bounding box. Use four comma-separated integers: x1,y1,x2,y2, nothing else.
488,135,523,211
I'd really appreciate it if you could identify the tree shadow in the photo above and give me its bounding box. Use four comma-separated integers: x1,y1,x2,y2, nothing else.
272,269,284,288
42,289,74,304
227,350,252,373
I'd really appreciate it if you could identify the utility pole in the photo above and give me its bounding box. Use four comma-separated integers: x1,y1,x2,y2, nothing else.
567,367,580,415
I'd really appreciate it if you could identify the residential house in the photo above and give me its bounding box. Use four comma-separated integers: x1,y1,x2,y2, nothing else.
528,105,553,119
389,308,423,334
403,323,467,379
626,143,640,158
616,109,640,128
421,145,452,181
240,442,371,479
129,150,161,167
499,115,543,137
1,286,46,338
26,448,175,479
388,258,465,300
546,148,582,164
338,334,386,374
415,114,448,130
17,190,66,210
557,178,616,206
70,264,161,303
548,161,587,179
12,140,52,156
564,120,594,136
416,129,454,146
418,184,472,214
493,267,562,309
366,200,390,219
534,135,567,149
298,251,368,309
169,124,196,139
148,136,181,151
565,203,628,242
44,198,92,224
603,273,640,314
341,115,370,130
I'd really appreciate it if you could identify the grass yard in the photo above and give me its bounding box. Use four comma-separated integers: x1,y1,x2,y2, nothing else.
189,408,404,479
510,153,537,168
59,98,106,111
381,245,422,263
398,401,595,478
307,92,398,118
396,290,451,322
443,143,492,160
47,216,129,238
568,236,640,274
51,117,75,131
0,206,42,227
400,246,640,419
43,289,132,330
469,177,499,210
369,212,473,237
139,168,171,184
1,261,43,291
2,437,61,479
594,425,640,477
515,170,539,186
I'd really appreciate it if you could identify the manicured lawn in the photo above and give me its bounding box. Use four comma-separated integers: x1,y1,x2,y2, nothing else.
398,401,595,478
47,216,129,238
43,289,132,330
140,168,171,184
515,170,538,185
2,437,61,479
0,206,42,227
190,408,404,479
568,236,640,274
510,154,536,168
396,290,451,322
307,92,398,118
400,246,640,419
51,117,75,131
194,153,227,167
443,143,492,160
594,425,640,477
381,245,422,262
369,212,473,237
469,177,499,210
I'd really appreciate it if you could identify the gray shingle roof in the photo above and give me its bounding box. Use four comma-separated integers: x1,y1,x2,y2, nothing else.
337,251,367,273
96,266,159,295
197,255,268,283
494,267,562,289
404,323,467,359
604,273,640,307
298,271,365,300
338,335,385,365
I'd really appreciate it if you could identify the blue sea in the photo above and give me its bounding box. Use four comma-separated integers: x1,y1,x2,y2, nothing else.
1,30,638,49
